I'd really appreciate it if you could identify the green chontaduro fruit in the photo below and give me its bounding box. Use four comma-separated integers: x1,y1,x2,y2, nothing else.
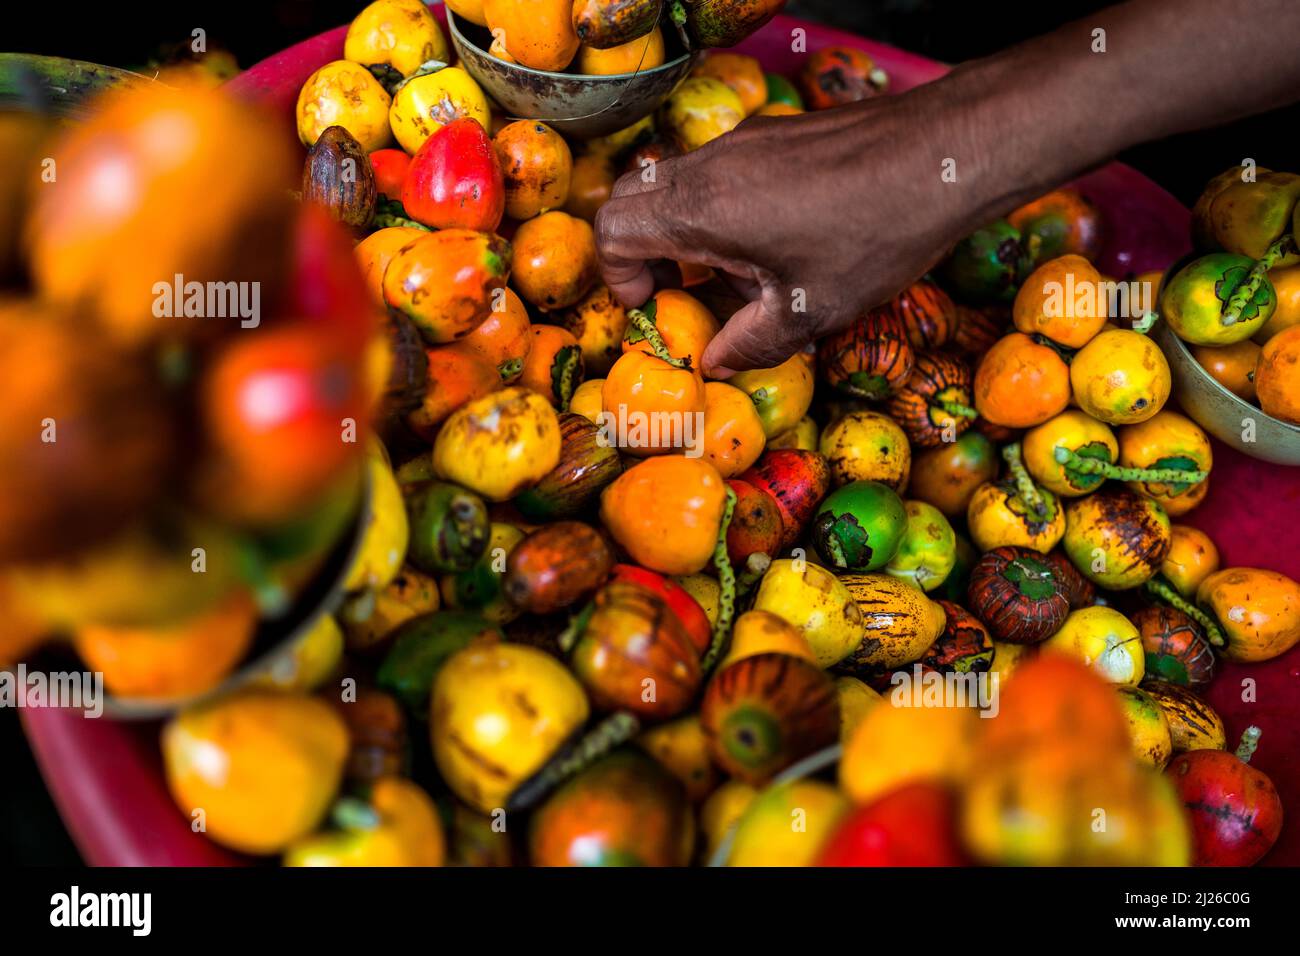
402,479,490,574
885,499,957,592
938,220,1035,304
811,479,907,572
376,612,503,714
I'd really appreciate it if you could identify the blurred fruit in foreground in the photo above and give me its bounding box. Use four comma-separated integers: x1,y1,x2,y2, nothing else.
818,782,966,867
285,775,445,867
727,779,848,866
162,691,349,854
29,83,296,346
0,301,174,563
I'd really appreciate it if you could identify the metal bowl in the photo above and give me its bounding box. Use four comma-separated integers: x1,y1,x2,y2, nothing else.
446,10,695,139
1153,319,1300,465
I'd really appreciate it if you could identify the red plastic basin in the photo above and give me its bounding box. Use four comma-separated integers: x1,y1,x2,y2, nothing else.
23,2,1300,867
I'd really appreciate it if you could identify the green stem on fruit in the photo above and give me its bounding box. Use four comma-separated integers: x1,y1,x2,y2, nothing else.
497,358,523,381
1003,442,1049,522
1053,446,1208,484
1131,312,1159,334
1144,577,1225,648
1235,725,1262,764
506,711,641,812
1222,234,1294,326
627,308,690,370
935,398,979,420
701,487,738,676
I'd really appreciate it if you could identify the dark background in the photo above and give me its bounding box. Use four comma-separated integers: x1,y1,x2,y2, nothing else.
3,0,1297,865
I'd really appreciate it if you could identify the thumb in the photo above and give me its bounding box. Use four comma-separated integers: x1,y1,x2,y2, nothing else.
701,293,810,377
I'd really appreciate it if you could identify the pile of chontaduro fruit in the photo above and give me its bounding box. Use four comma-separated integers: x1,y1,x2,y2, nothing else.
6,1,1295,868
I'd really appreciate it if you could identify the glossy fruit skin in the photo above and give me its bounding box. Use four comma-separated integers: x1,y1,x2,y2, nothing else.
678,0,787,49
720,610,817,669
1255,263,1300,342
907,430,998,519
739,448,833,549
297,60,393,151
564,151,616,222
1116,684,1173,768
485,0,581,71
439,522,525,624
433,387,563,502
700,652,839,785
569,580,702,719
967,546,1070,645
818,307,915,400
636,714,720,803
769,415,819,452
966,479,1066,554
1162,525,1220,598
1200,169,1300,262
1167,748,1283,866
974,332,1071,428
700,381,767,477
1042,606,1145,686
285,775,445,868
1063,486,1171,590
1072,328,1172,425
884,351,975,448
624,289,721,366
764,72,803,109
559,283,629,376
819,411,911,493
727,779,848,867
162,691,349,855
602,351,707,457
812,480,907,572
888,279,959,351
1132,605,1214,689
405,344,501,440
1192,338,1261,401
1007,188,1104,262
727,355,816,439
817,782,967,867
512,211,599,310
377,611,502,713
1256,324,1300,424
610,564,713,657
356,226,427,305
1161,253,1276,345
660,77,745,152
370,148,412,200
403,480,491,574
1197,567,1300,662
952,304,1009,357
344,0,449,77
1013,254,1108,348
431,642,589,813
515,412,624,521
1044,548,1096,610
1022,409,1118,497
383,229,512,344
403,117,505,232
752,560,864,667
836,573,947,672
922,602,995,674
530,751,693,866
302,126,377,231
201,323,368,524
799,46,887,110
939,220,1032,304
504,522,613,614
569,378,605,422
580,27,667,73
724,479,785,565
389,66,491,155
573,0,663,49
1117,410,1212,515
885,500,956,591
519,325,585,409
493,121,573,220
460,287,533,381
1142,681,1226,753
600,456,727,575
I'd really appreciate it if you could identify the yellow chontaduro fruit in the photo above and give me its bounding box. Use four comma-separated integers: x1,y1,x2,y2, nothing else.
751,559,863,667
430,643,589,813
344,0,449,78
433,387,562,502
297,60,392,151
1042,606,1144,686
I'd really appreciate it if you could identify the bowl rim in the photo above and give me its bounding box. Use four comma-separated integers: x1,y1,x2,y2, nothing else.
1157,318,1300,437
446,8,693,83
